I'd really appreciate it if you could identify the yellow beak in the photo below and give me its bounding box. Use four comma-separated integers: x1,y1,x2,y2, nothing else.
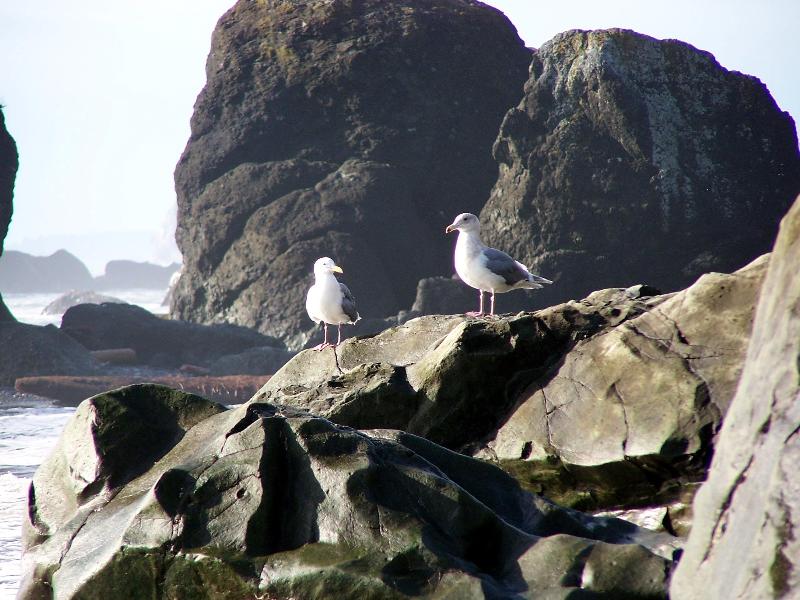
445,225,455,234
331,265,343,274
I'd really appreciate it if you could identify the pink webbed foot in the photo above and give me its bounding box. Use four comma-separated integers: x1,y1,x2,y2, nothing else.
465,311,486,317
312,343,332,351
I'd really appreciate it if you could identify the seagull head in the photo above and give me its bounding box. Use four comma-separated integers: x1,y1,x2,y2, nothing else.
445,213,481,234
314,256,343,275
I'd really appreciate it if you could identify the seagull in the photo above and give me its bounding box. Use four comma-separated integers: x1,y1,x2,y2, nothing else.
445,213,552,316
305,257,360,350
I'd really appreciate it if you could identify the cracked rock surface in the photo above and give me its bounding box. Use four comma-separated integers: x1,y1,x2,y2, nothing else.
253,255,766,526
19,386,678,600
671,195,800,599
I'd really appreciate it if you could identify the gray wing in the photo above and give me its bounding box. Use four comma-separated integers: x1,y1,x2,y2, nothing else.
339,282,360,322
482,247,530,286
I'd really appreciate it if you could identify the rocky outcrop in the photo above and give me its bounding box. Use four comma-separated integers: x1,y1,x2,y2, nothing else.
0,107,18,320
481,29,800,311
20,384,679,600
0,249,95,293
42,291,126,315
207,345,296,376
60,303,285,368
93,260,180,290
671,196,800,598
172,0,532,349
0,322,98,386
253,255,766,519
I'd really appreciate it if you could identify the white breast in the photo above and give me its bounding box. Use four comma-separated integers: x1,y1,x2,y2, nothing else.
454,232,506,292
306,276,349,325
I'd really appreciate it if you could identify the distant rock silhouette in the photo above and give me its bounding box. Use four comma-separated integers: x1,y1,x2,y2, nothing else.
42,290,126,315
0,249,94,294
0,251,181,293
93,259,180,290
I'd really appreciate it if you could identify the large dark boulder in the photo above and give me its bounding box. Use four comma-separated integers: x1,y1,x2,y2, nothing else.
0,321,98,386
172,0,532,349
481,29,800,311
61,302,285,368
20,386,678,600
254,254,766,525
0,249,94,293
671,196,800,598
93,260,180,290
0,106,18,320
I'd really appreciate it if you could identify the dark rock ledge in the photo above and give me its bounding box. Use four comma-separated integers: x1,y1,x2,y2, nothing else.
20,384,677,600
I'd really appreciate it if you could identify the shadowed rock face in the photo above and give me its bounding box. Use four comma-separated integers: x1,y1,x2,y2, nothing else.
481,28,800,311
0,107,18,321
671,195,800,599
20,385,678,600
172,0,532,349
61,302,285,368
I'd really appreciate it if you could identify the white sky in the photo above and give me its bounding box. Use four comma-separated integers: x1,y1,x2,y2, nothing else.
1,0,797,274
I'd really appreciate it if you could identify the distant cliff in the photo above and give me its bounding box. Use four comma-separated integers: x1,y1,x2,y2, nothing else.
0,107,19,320
0,251,180,293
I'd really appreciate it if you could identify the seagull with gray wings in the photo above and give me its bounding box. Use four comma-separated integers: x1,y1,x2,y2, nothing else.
445,213,552,316
306,257,360,350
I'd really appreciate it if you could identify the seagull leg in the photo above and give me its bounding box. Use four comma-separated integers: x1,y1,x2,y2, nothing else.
467,290,485,317
490,291,497,317
313,322,330,351
336,324,342,346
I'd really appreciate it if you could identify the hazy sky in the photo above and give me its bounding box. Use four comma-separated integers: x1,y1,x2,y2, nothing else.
1,0,797,274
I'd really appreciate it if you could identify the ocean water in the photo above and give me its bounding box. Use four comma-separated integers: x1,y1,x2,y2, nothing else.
0,397,73,599
3,288,169,327
0,289,168,598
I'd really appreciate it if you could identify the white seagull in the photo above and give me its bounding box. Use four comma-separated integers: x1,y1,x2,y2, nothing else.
305,257,360,350
445,213,552,316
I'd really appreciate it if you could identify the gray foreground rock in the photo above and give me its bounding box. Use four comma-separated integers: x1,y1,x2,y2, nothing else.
253,256,765,522
20,384,678,600
671,197,800,598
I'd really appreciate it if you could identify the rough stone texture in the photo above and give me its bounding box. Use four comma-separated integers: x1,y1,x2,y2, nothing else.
409,275,477,316
43,291,126,315
93,260,180,290
208,345,296,376
60,303,284,368
253,256,764,519
0,321,98,386
0,107,18,320
481,28,800,311
480,255,768,515
20,389,678,600
0,249,95,294
671,196,800,599
172,0,532,349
